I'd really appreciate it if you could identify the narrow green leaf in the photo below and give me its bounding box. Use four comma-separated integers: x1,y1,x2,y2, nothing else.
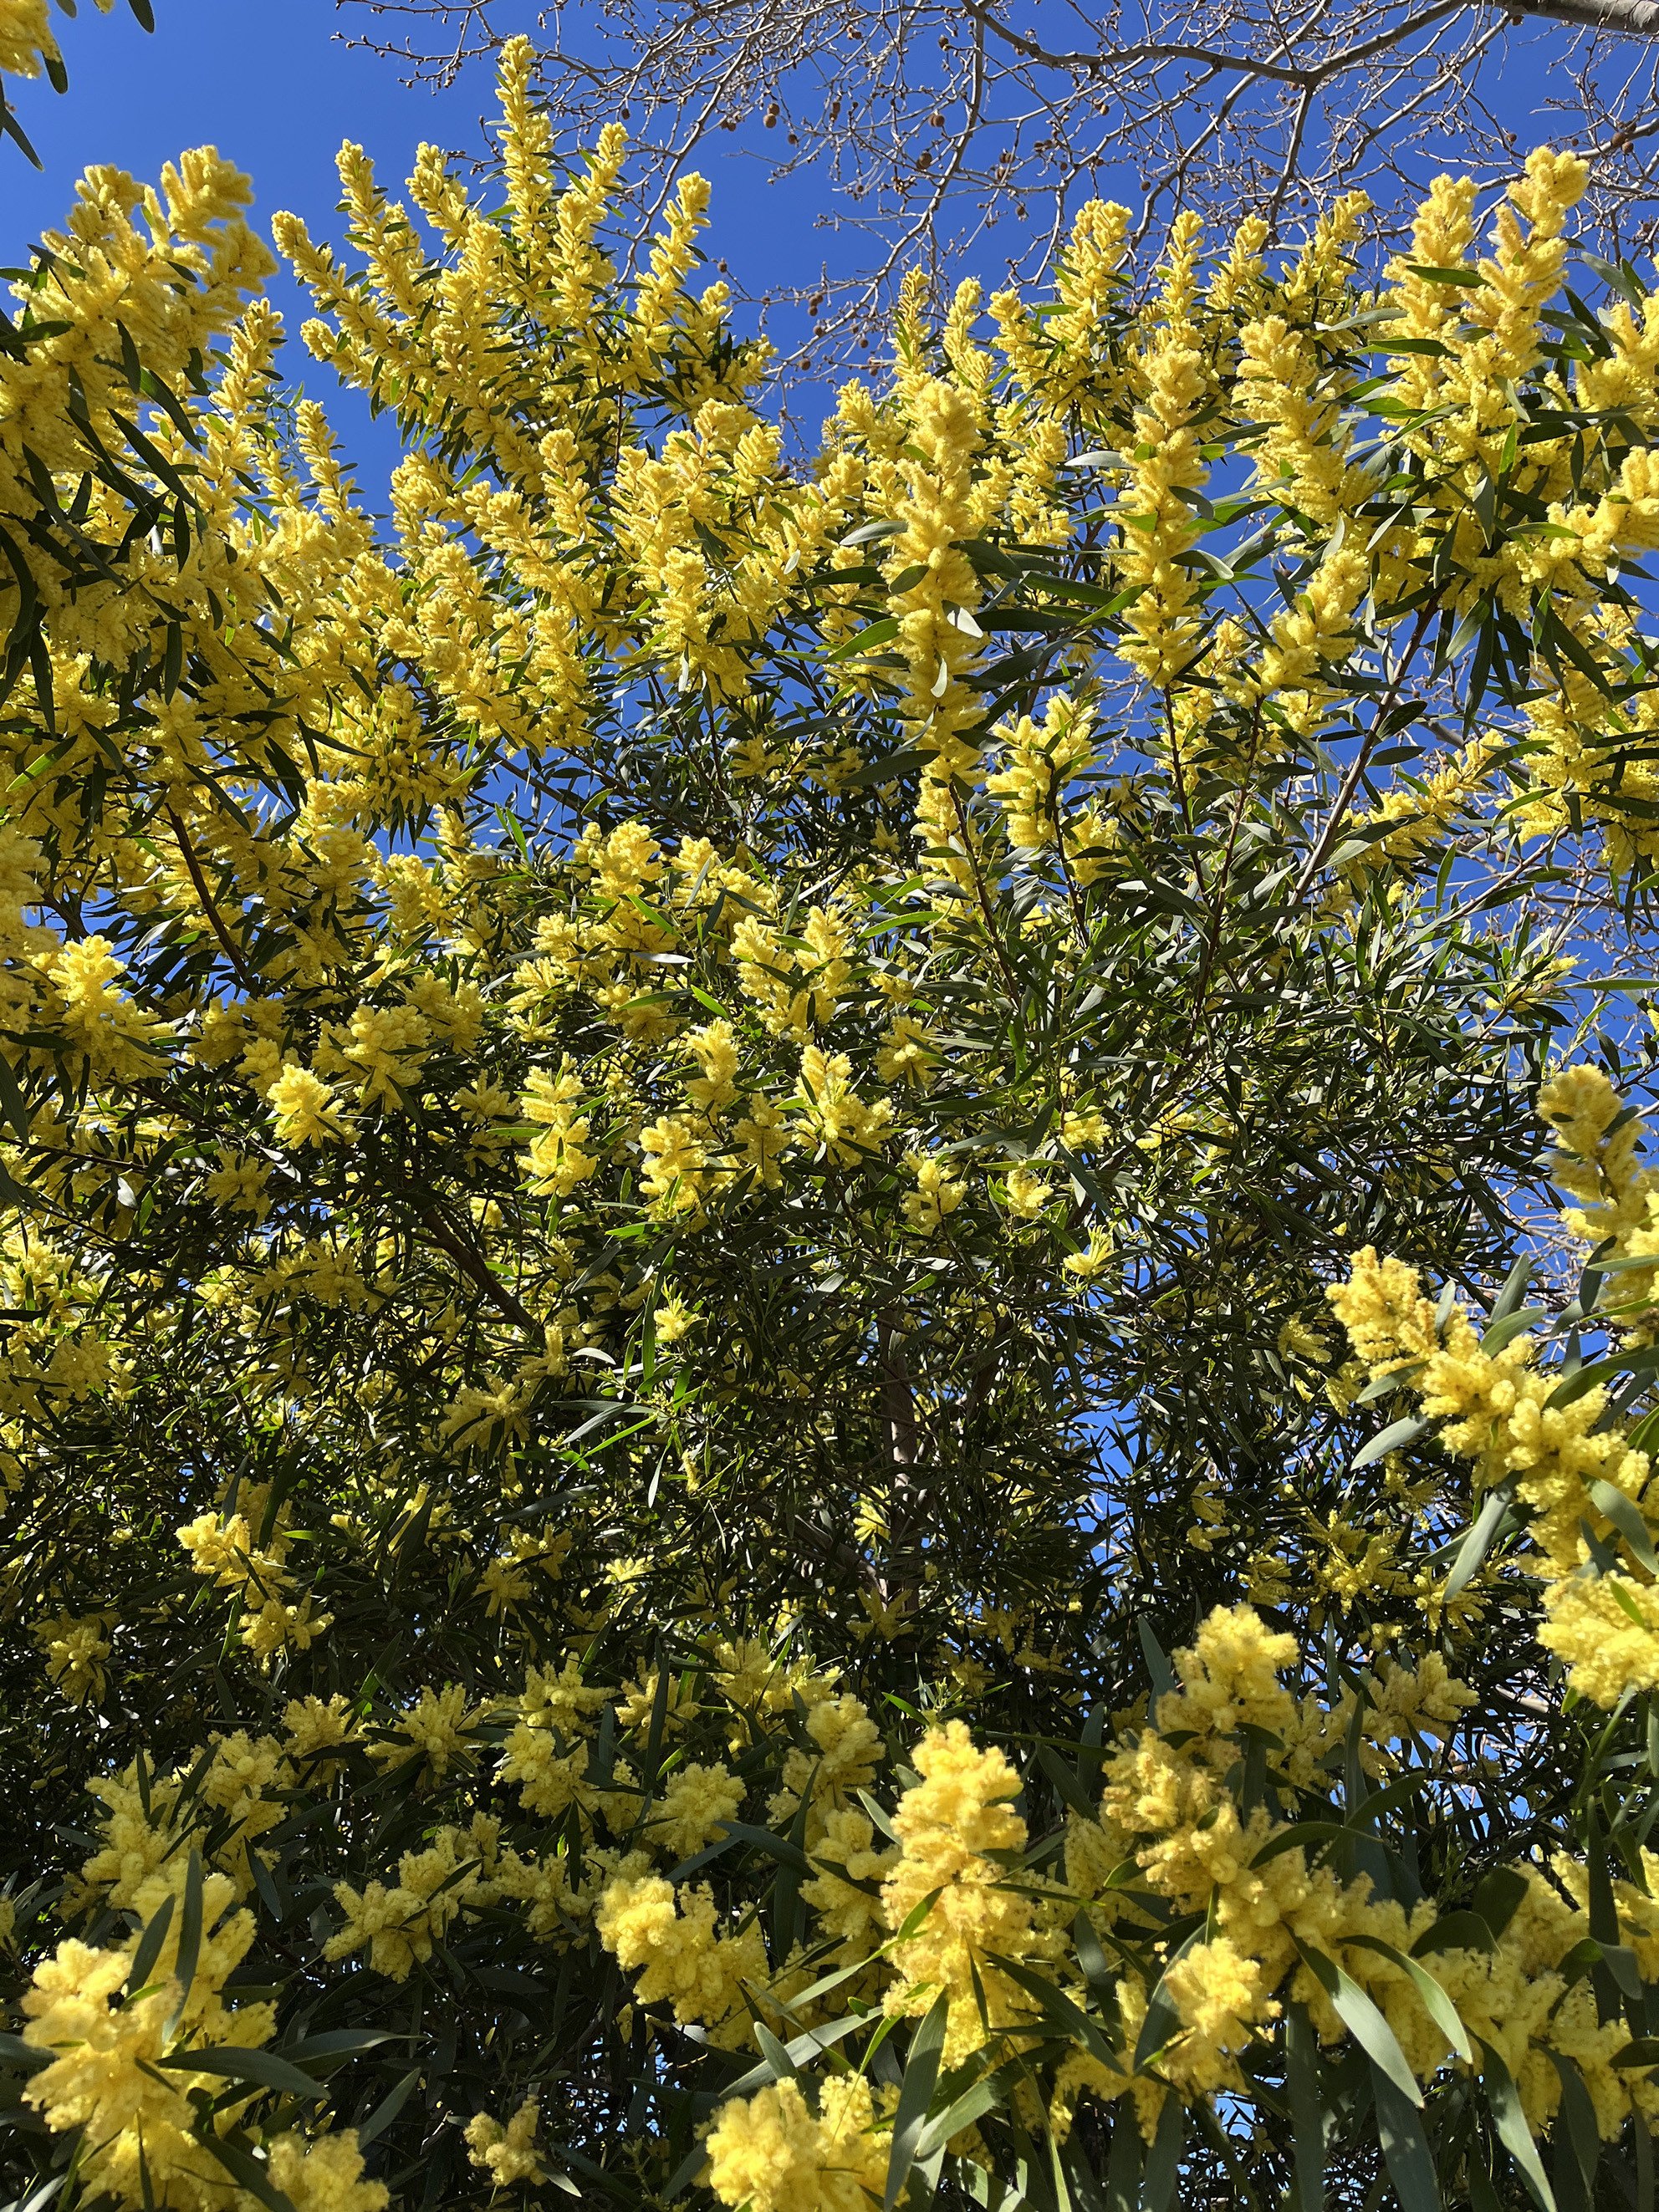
125,1893,175,1999
1480,1308,1545,1358
709,1822,814,1878
1294,1942,1422,2106
1105,2108,1144,2212
1481,2037,1558,2212
896,1886,943,1944
155,2046,327,2102
884,1992,948,2212
246,1852,283,1924
993,1951,1121,2074
0,1053,30,1147
1285,2002,1325,2212
914,2076,1003,2160
1587,1479,1659,1574
751,2021,797,2082
1373,2067,1442,2212
1141,2092,1183,2212
1038,1743,1098,1821
1137,1619,1177,1707
1546,1343,1659,1410
1410,1911,1494,1959
1636,2106,1654,2212
826,618,901,662
663,2141,710,2200
1445,1486,1514,1601
1342,1933,1472,2062
1472,1868,1529,1942
166,1852,203,2039
1548,2051,1600,2212
281,2030,403,2068
1469,2160,1504,2212
1134,1929,1204,2072
1352,1416,1429,1470
1249,1821,1349,1868
191,2133,300,2212
1406,262,1486,287
719,2013,865,2097
840,747,933,788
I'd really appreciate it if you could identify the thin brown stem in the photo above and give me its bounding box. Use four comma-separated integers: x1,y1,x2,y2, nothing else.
1289,607,1434,907
166,810,256,994
416,1204,541,1335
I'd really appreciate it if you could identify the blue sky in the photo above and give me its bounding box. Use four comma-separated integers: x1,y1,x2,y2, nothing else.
3,0,842,480
0,0,1616,490
3,0,840,295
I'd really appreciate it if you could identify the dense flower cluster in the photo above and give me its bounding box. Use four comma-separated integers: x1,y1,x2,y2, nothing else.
8,30,1659,2212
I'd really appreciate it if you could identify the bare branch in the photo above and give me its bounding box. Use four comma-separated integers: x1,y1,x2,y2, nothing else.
335,0,1659,366
1519,0,1659,31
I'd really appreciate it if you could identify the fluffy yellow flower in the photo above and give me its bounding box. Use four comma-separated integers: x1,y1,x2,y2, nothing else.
875,1014,940,1090
705,2075,892,2212
20,1865,313,2211
595,1873,767,2044
370,1684,477,1781
881,1720,1048,2061
202,1149,273,1220
325,1827,486,1981
651,1761,744,1858
641,1113,708,1212
268,1064,355,1148
796,1046,894,1165
521,1063,598,1196
901,1150,967,1235
31,1611,110,1705
465,2096,546,2188
0,0,58,79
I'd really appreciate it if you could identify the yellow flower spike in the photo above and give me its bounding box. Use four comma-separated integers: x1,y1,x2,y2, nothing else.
1538,1063,1659,1333
1115,232,1212,694
882,375,988,783
465,2097,547,2189
1282,191,1371,311
705,2077,893,2212
13,89,1659,2203
987,693,1100,850
595,1873,768,2048
30,1611,111,1705
1238,314,1369,534
521,1063,599,1198
1329,1223,1659,1702
1207,216,1269,313
901,1149,967,1236
0,0,59,79
795,1044,895,1165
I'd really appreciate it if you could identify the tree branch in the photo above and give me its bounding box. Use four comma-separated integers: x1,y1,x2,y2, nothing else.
416,1204,542,1335
166,809,256,995
1518,0,1659,30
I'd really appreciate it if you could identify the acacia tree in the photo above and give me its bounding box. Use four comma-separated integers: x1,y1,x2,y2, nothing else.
341,0,1659,350
9,35,1659,2212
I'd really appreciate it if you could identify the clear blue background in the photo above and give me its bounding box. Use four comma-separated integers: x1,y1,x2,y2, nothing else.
1,0,1593,487
3,0,847,477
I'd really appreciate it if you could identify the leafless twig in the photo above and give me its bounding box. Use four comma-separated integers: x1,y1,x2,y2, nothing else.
334,0,1659,364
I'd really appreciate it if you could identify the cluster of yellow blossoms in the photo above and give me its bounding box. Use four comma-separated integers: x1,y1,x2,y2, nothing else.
9,24,1659,2209
15,1600,1649,2212
1329,1065,1659,1710
525,1607,1659,2207
23,1853,385,2212
0,0,117,85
